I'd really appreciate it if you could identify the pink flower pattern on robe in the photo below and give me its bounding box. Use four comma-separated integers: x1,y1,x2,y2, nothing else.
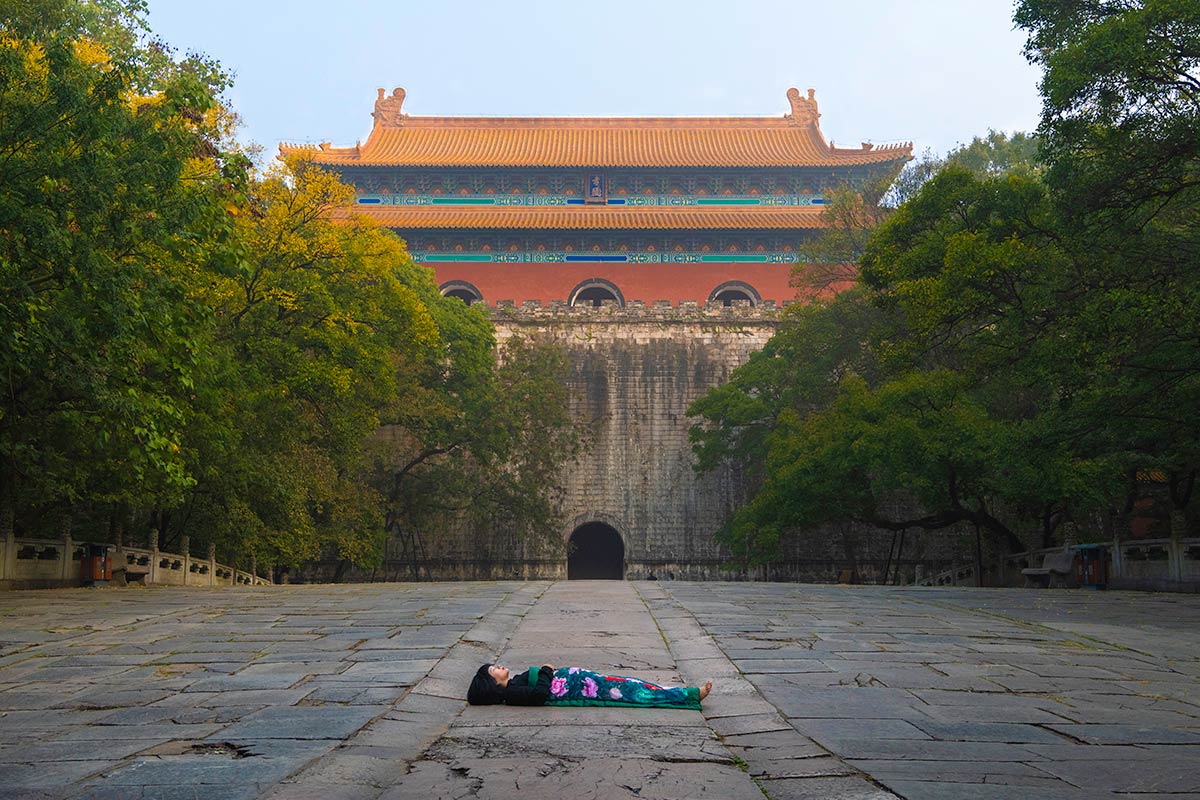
541,667,698,709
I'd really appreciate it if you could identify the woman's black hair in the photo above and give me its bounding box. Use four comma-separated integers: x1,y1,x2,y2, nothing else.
467,663,504,705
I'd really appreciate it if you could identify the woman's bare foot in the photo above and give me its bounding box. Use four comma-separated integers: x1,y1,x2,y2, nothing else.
698,680,713,701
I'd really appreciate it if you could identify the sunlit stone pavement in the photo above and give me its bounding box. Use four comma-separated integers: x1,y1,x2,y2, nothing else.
0,581,1197,799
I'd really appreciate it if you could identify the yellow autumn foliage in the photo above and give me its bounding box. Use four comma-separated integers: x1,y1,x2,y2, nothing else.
1,32,50,89
72,36,110,69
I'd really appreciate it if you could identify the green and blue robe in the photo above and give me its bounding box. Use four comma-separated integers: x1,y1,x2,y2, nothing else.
517,666,701,710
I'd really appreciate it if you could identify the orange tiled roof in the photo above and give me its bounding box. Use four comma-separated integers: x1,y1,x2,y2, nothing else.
334,204,832,230
280,88,912,169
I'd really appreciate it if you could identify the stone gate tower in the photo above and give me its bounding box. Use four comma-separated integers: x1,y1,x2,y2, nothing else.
282,89,912,579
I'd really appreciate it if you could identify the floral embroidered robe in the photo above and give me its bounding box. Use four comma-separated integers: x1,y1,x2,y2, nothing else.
523,666,701,710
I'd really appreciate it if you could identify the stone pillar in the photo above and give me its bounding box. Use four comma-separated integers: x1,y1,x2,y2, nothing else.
60,516,73,583
1170,510,1186,584
208,542,216,587
149,528,160,585
1103,511,1120,583
180,535,190,585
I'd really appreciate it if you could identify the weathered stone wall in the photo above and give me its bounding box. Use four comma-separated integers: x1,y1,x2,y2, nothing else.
303,298,974,584
492,300,779,580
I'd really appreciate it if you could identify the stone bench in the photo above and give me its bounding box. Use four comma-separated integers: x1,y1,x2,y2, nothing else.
114,553,151,585
1022,549,1076,588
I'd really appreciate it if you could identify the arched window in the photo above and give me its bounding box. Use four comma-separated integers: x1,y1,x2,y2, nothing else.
707,281,761,308
439,280,484,306
568,278,625,308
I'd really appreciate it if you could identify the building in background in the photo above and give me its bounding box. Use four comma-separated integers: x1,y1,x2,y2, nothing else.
280,88,911,309
284,90,925,582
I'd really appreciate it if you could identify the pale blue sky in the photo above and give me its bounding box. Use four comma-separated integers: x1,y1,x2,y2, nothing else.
147,1,1042,163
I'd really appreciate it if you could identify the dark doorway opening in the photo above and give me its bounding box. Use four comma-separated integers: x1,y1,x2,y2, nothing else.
445,288,480,305
568,278,625,308
567,522,624,579
439,280,484,306
713,288,754,306
573,286,620,307
707,281,761,308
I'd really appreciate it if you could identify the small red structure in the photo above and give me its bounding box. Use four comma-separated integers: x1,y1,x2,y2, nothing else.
81,543,112,585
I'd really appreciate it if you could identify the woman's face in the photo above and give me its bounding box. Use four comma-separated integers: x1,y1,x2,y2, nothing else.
488,664,510,686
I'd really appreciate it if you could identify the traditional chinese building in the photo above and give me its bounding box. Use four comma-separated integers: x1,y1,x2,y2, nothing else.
285,90,929,582
280,88,911,309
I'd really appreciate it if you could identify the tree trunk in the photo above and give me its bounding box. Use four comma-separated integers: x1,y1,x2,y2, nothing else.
973,524,984,588
0,495,12,541
1040,504,1060,550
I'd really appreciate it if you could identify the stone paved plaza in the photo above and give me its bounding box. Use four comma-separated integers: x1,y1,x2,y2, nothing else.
0,582,1197,799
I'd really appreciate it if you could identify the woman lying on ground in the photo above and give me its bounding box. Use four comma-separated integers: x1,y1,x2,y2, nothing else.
467,663,713,710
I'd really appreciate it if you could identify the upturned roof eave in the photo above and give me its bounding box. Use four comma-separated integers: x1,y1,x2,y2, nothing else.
278,87,914,170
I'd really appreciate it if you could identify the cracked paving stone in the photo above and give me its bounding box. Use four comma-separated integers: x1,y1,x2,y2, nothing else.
878,780,1105,800
708,712,793,737
789,718,934,742
0,759,116,789
1043,723,1200,745
759,776,900,800
216,705,383,740
426,724,733,763
907,720,1071,743
382,758,763,799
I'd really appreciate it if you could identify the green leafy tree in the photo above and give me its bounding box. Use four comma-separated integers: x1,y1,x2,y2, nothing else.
165,158,443,568
693,0,1200,568
1016,0,1200,524
0,1,584,581
380,324,583,579
1016,0,1200,224
0,1,240,536
690,134,1104,567
166,158,582,576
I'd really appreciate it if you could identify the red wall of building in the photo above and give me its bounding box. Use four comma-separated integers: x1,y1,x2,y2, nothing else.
429,262,811,306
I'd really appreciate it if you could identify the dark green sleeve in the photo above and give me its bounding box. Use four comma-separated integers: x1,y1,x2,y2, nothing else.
503,666,552,706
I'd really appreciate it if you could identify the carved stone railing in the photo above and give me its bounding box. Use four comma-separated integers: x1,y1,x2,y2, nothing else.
0,530,271,590
913,537,1200,591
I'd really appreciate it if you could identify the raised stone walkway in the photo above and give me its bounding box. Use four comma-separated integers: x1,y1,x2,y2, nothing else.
0,582,1196,799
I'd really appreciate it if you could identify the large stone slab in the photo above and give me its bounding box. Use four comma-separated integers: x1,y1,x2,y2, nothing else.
80,738,334,788
427,723,732,762
380,757,764,799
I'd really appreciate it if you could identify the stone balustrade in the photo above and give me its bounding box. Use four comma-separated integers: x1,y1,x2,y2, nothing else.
914,536,1200,591
0,529,271,590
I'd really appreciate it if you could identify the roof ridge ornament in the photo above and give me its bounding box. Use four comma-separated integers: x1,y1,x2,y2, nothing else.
373,87,407,128
785,87,820,127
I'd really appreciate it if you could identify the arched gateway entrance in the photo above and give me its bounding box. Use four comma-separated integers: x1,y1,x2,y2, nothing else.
567,522,625,579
